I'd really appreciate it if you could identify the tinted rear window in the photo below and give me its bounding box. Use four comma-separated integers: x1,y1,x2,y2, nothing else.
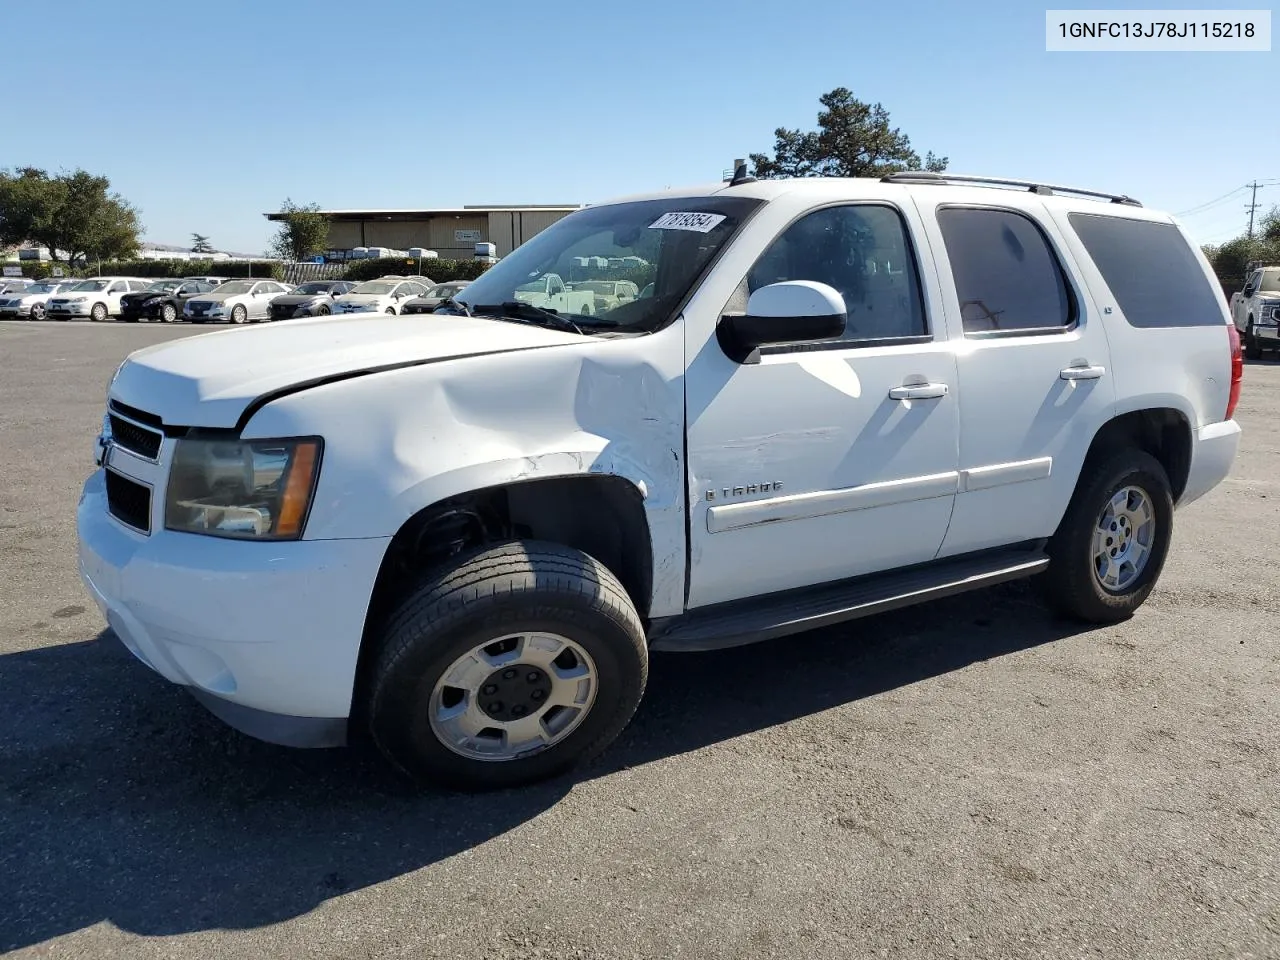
1068,214,1223,327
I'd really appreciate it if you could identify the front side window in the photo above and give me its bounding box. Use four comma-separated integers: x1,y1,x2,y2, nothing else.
936,207,1073,335
1067,213,1224,328
747,204,927,343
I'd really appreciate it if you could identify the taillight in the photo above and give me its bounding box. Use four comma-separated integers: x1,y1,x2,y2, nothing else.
1225,323,1243,421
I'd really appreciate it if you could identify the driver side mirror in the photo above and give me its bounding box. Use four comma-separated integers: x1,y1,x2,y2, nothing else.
716,281,847,364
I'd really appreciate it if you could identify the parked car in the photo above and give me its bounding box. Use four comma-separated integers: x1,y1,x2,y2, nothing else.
120,278,221,323
184,279,294,324
332,277,431,315
1229,263,1280,359
0,280,78,320
512,272,597,315
573,279,640,313
400,280,472,314
46,277,154,320
185,276,229,286
268,280,358,320
0,278,37,296
80,173,1242,791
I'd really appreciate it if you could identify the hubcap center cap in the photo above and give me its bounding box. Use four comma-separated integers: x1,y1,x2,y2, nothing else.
477,666,552,722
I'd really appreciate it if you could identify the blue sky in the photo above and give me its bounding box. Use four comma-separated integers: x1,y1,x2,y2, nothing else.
8,0,1275,253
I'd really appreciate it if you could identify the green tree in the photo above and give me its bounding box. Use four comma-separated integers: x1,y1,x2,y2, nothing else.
268,199,330,261
1259,205,1280,243
0,167,141,262
191,232,214,253
749,88,948,179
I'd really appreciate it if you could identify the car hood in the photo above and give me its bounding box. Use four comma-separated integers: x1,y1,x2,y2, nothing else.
334,294,388,305
271,294,327,306
187,291,248,304
109,314,582,428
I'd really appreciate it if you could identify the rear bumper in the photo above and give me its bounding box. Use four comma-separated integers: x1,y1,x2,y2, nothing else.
1180,419,1241,507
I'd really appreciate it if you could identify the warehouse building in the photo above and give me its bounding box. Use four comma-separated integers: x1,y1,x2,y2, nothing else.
263,204,582,261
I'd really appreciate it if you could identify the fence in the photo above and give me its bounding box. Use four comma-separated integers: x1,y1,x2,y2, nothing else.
280,261,347,284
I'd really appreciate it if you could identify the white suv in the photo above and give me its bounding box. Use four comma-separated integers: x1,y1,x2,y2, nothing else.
332,277,431,315
77,172,1242,791
46,277,153,320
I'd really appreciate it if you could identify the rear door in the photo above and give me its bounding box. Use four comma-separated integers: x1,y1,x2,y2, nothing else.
911,196,1116,558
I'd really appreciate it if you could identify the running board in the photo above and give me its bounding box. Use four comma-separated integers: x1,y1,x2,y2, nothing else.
649,545,1049,652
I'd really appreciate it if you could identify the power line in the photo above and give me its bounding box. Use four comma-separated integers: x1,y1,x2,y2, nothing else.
1175,185,1248,216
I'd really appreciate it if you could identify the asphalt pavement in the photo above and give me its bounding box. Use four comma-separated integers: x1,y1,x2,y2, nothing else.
1,320,1276,959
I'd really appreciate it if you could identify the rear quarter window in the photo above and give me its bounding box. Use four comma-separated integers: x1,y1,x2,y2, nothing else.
1068,213,1224,327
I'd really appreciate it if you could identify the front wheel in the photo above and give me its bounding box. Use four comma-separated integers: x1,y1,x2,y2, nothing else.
90,302,108,322
231,305,247,324
365,541,648,791
161,303,177,323
385,306,396,314
29,303,45,321
1245,323,1263,361
1037,449,1174,623
317,304,331,316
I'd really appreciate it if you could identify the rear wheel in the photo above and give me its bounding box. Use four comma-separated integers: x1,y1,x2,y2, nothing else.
365,541,648,791
90,302,108,322
1037,449,1174,623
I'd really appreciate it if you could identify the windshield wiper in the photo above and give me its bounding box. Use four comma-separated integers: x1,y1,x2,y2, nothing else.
437,296,472,316
471,300,622,334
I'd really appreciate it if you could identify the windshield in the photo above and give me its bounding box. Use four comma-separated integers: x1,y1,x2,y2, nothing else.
146,281,182,292
351,281,396,295
214,281,255,295
455,196,762,333
1259,270,1280,293
26,283,59,293
69,280,109,292
294,282,332,295
426,283,463,298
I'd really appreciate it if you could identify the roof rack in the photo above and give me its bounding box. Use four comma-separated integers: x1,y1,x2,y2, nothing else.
880,171,1142,207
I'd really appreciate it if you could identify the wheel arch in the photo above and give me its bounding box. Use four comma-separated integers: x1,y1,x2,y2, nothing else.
353,473,656,706
1080,406,1194,504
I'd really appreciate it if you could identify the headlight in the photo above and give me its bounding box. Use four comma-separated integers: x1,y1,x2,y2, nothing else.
164,435,322,540
70,296,87,303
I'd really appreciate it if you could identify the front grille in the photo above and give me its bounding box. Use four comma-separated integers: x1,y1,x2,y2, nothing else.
271,305,293,318
105,469,151,533
109,414,162,460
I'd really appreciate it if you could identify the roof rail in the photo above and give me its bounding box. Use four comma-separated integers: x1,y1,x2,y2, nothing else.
881,171,1142,207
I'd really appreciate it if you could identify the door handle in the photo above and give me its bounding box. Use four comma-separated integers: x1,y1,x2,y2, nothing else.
1059,365,1105,381
888,382,949,400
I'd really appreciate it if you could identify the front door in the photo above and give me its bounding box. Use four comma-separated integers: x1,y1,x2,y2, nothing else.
911,197,1117,558
685,200,961,609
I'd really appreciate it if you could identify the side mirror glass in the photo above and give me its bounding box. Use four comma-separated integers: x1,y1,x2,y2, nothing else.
716,281,847,364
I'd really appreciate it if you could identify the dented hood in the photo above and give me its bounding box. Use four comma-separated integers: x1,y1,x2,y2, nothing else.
109,314,582,428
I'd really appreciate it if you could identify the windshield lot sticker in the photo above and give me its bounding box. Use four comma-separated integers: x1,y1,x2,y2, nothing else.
649,212,727,233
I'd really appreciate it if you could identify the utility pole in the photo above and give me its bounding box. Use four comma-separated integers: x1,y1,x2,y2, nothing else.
1246,181,1263,238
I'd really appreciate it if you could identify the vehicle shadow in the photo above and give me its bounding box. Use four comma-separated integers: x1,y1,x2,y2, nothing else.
0,579,1092,950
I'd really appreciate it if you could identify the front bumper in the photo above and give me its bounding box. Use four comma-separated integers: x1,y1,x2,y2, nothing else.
76,468,392,746
47,303,93,317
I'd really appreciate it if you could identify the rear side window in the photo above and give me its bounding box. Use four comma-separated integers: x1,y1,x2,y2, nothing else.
1068,214,1224,327
936,207,1074,335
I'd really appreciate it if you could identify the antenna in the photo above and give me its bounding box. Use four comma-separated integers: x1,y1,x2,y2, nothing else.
727,158,756,186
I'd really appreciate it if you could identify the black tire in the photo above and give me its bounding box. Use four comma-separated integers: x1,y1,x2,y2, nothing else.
317,304,331,316
231,305,247,324
1037,449,1174,624
365,540,648,791
29,303,45,321
90,302,108,322
385,306,396,314
1245,323,1263,361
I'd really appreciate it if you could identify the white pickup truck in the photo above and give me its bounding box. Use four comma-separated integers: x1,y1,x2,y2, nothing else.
512,272,598,315
78,171,1242,791
1229,264,1280,359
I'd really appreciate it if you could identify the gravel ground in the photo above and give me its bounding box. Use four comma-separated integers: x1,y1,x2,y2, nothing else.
0,320,1276,960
